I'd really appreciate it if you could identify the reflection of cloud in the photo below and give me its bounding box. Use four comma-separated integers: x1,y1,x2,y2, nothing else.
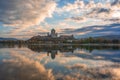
1,47,120,80
66,63,87,69
57,63,120,80
1,50,54,80
93,56,105,59
56,65,120,80
112,68,120,79
86,65,120,80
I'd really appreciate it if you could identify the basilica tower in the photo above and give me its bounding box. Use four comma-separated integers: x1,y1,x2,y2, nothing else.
51,29,57,38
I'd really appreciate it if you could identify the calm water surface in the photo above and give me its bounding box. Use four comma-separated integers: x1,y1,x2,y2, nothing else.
0,44,120,80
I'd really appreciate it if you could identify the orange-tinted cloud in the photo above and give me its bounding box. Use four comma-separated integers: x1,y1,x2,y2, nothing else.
0,0,57,34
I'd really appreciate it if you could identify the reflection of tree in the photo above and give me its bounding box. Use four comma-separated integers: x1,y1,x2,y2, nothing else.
0,43,26,48
78,45,120,53
27,45,120,60
27,45,76,59
0,43,120,52
0,43,120,60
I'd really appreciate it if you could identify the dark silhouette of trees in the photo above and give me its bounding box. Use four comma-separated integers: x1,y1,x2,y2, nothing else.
74,37,120,44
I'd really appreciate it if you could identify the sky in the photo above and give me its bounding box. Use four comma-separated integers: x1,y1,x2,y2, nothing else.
0,0,120,39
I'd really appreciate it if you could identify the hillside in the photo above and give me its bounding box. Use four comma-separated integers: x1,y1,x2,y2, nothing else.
0,37,18,41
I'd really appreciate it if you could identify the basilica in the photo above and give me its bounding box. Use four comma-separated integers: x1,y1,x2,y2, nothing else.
28,29,75,43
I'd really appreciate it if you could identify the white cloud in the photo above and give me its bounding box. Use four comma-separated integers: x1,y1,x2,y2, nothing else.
56,0,85,13
0,0,57,34
1,0,120,38
65,16,87,23
56,0,120,25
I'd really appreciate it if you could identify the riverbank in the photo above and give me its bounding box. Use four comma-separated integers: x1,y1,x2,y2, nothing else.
28,43,120,46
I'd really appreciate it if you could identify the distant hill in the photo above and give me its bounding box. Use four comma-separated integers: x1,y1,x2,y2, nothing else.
0,37,18,41
94,35,120,40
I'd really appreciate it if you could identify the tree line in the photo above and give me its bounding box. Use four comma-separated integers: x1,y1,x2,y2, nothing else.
0,37,120,44
73,37,120,44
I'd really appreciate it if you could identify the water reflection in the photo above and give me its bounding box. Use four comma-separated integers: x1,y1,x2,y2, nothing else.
27,45,120,62
0,49,55,80
28,45,75,59
0,43,120,62
0,43,120,80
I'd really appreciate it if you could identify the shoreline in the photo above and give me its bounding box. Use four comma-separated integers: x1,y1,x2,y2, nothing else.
28,43,120,46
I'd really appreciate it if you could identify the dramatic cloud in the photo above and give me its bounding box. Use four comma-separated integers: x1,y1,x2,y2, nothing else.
0,0,120,38
87,8,112,18
56,0,120,24
65,16,87,23
86,0,120,20
61,23,120,38
0,0,57,34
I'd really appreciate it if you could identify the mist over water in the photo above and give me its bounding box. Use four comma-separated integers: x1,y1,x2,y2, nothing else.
0,44,120,80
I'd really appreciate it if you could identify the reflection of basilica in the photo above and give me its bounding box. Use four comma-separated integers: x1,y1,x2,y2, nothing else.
27,45,75,59
47,50,58,59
